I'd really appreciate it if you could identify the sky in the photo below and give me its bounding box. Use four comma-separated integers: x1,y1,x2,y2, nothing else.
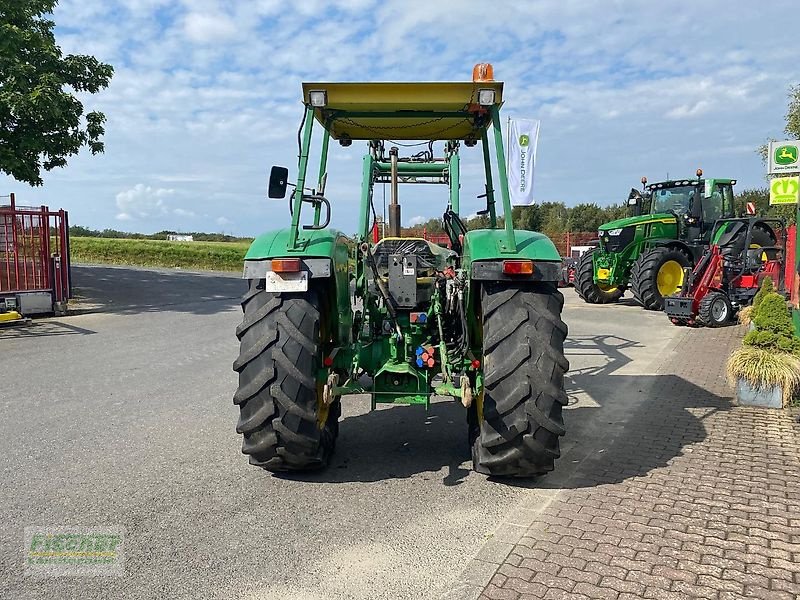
1,0,798,236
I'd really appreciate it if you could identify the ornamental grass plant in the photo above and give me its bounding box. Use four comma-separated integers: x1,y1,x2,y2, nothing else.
727,280,800,405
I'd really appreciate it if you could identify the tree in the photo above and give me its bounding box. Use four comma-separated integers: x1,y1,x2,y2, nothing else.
785,84,800,139
735,187,796,225
759,84,800,162
538,202,569,234
569,203,606,232
0,1,113,186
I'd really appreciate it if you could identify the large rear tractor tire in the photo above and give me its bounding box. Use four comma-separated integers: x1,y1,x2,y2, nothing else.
719,221,777,260
698,291,733,327
471,282,569,478
574,249,624,304
750,223,777,248
232,280,340,472
630,247,692,311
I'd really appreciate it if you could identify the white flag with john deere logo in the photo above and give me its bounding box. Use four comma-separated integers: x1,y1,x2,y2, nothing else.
506,118,540,205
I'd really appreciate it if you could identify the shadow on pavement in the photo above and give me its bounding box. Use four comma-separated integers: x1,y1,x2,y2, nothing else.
277,400,474,486
69,265,245,316
0,321,97,338
277,333,729,488
543,373,729,489
278,372,726,488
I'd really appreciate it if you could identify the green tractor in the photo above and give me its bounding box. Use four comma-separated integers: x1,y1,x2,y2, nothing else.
232,67,569,478
574,172,772,310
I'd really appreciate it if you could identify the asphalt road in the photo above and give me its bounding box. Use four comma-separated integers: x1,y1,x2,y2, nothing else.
1,265,682,600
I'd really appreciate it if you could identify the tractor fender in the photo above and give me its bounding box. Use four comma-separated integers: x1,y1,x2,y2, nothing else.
242,228,352,343
646,238,698,264
463,229,562,282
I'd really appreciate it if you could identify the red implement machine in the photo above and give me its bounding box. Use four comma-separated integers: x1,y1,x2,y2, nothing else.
664,218,789,327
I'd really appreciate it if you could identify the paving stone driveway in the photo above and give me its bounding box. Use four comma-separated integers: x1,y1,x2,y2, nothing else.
480,325,800,600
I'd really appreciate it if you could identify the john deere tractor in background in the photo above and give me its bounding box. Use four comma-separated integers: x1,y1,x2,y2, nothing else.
575,172,775,310
232,65,569,478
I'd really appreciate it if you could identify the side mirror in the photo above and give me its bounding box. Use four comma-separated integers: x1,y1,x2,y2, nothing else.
268,166,289,199
691,189,703,219
627,188,641,206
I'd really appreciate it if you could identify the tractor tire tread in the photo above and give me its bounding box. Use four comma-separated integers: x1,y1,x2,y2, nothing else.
473,282,569,478
233,282,337,472
630,246,691,311
698,290,732,328
575,249,624,304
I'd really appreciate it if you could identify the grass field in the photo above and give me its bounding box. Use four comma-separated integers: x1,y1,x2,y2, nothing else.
70,237,252,271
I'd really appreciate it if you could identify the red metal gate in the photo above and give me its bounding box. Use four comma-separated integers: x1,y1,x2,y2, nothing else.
0,193,71,313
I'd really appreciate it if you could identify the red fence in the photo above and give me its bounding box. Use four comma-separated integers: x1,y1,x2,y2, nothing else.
0,193,71,309
549,232,598,257
786,225,797,307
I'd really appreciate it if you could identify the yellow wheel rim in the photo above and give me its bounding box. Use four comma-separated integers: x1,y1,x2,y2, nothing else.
316,381,330,430
748,242,768,262
598,283,618,293
317,316,331,430
656,260,685,297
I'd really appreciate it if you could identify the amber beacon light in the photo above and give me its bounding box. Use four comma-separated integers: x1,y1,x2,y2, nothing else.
472,63,494,82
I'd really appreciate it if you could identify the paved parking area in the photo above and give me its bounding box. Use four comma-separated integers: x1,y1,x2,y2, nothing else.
6,266,796,599
470,325,800,600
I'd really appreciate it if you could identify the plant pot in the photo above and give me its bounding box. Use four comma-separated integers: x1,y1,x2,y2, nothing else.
735,377,783,409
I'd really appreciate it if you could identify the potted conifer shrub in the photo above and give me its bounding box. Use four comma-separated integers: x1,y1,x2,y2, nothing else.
727,290,800,408
738,276,773,329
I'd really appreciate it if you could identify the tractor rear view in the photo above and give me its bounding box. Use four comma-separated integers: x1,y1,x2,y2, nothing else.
575,172,755,311
232,65,569,478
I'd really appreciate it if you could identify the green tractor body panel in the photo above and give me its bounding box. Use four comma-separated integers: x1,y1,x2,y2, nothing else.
593,213,678,287
244,227,352,343
245,227,348,260
598,212,676,233
463,228,561,264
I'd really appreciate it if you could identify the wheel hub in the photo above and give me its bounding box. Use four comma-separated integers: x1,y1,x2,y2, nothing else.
711,298,728,321
656,260,684,297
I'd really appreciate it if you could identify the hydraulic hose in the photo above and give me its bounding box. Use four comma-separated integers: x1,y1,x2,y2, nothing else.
360,242,403,339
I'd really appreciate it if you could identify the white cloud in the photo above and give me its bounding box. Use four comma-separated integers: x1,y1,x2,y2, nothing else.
3,1,797,235
666,100,712,120
183,12,237,43
407,215,427,227
115,184,175,221
173,208,196,217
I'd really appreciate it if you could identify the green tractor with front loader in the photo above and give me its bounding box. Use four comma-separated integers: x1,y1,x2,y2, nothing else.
575,172,774,310
232,66,569,478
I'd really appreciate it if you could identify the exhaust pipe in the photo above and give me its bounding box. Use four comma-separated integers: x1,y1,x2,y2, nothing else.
388,147,401,238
